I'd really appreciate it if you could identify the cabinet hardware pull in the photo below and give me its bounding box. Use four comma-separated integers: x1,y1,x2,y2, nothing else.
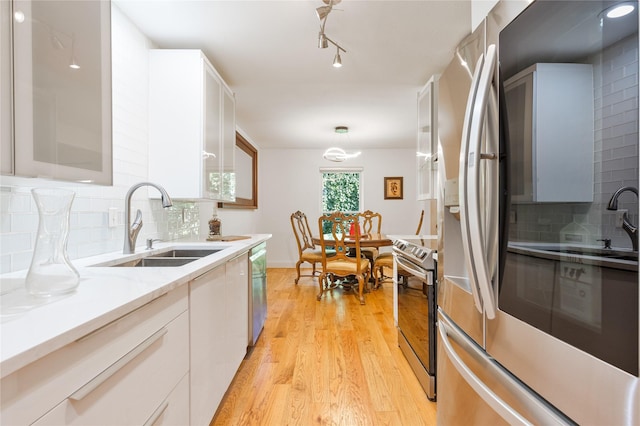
75,293,168,342
69,327,168,401
143,401,169,426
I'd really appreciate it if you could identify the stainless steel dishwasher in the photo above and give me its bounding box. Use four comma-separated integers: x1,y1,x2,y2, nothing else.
248,242,267,346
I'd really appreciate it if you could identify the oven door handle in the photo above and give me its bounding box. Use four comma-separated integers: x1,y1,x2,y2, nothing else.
394,255,431,283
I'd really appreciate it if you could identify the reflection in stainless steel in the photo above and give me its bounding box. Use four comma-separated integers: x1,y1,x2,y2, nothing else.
607,186,638,251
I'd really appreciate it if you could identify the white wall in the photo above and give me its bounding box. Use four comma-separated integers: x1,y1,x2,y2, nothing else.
260,148,431,268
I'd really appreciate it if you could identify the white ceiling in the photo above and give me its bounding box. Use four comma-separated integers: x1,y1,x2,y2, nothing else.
114,0,471,150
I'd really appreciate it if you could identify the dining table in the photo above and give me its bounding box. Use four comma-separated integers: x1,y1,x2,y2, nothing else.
312,232,393,249
312,232,394,289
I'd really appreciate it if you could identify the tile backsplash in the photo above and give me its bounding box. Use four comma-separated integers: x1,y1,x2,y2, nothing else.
0,5,202,274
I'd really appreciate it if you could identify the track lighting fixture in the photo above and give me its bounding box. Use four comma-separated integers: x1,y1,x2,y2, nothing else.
315,0,346,67
318,32,329,49
333,46,342,68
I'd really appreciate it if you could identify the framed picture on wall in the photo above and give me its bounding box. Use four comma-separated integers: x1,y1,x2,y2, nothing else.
384,177,403,200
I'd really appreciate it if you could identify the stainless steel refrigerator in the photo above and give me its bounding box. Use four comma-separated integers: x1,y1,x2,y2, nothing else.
436,1,639,424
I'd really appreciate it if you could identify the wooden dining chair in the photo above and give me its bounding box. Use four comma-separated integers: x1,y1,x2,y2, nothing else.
290,210,325,284
373,209,425,288
358,209,383,264
317,211,371,305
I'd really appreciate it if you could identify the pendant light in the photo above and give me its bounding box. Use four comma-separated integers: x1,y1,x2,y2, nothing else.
323,126,361,162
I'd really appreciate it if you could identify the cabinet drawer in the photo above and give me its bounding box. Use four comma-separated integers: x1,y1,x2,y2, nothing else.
147,373,190,426
1,286,188,426
31,311,189,425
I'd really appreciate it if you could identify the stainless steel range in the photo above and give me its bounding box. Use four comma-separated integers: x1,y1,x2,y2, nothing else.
392,237,437,401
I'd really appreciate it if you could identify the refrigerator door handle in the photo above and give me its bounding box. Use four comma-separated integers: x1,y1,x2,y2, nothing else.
438,313,573,426
458,52,486,314
464,44,498,319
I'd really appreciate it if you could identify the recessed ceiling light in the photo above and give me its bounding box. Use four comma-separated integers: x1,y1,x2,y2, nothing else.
605,2,635,18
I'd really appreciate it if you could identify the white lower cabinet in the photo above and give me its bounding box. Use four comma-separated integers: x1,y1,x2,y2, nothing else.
1,249,254,426
1,286,189,426
190,252,249,425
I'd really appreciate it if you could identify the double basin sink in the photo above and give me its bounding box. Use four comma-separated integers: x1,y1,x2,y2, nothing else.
95,248,224,268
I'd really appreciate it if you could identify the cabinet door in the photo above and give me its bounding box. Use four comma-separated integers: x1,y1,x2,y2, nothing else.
225,252,248,378
204,63,222,199
220,86,236,201
504,72,534,202
417,77,438,200
12,0,112,185
148,373,190,426
189,265,227,425
504,63,594,203
1,0,11,174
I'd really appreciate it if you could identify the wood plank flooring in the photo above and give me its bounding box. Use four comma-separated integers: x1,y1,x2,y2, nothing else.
211,268,437,425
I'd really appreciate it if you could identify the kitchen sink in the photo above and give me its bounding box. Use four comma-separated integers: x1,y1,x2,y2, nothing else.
92,247,226,267
112,257,199,267
150,249,222,258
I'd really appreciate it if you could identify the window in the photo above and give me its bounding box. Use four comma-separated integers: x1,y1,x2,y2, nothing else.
321,168,363,233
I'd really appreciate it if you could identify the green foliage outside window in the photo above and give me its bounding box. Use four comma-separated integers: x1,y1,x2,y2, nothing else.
321,172,361,233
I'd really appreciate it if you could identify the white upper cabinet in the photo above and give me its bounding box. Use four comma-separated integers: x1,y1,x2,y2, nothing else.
417,76,438,200
149,49,236,201
9,0,112,185
504,63,594,203
1,1,12,175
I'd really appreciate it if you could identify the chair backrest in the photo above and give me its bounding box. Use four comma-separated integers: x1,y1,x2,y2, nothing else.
358,210,382,235
415,209,425,235
318,211,364,271
290,211,316,255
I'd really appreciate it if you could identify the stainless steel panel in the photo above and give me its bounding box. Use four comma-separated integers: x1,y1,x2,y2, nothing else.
437,21,486,345
248,242,267,346
487,307,638,425
485,1,640,424
438,311,573,425
398,330,435,401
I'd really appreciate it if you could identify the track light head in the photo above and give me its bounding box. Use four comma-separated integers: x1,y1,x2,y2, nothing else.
333,50,342,68
318,32,329,49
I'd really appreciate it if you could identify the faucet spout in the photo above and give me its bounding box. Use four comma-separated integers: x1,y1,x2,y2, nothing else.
606,186,638,251
123,182,173,254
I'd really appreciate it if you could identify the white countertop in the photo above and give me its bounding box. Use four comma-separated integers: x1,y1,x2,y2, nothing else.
0,234,271,378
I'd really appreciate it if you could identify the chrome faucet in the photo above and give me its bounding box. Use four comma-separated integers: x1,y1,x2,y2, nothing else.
606,186,638,251
123,182,173,254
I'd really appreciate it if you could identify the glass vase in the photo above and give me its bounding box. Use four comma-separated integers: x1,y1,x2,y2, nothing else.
25,188,80,296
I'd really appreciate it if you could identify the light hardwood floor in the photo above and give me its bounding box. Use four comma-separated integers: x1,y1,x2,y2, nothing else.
211,268,437,425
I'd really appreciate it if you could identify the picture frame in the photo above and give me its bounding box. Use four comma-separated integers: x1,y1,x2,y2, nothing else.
384,177,403,200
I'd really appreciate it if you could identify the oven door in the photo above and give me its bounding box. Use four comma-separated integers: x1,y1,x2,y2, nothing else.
395,255,437,386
